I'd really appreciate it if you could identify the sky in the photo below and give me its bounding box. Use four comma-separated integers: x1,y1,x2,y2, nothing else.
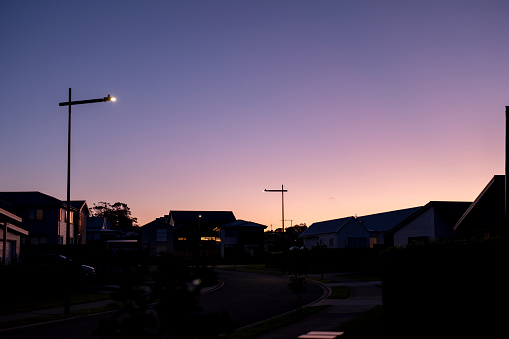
1,0,509,230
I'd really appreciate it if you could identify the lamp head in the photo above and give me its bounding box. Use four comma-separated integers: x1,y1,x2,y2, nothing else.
104,94,117,102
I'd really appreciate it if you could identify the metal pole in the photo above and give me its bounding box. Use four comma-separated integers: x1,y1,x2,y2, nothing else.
2,221,6,265
67,88,71,247
264,186,288,232
505,106,509,231
65,88,71,316
282,185,285,232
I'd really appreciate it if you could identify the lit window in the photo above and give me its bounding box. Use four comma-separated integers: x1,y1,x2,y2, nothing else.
178,237,187,241
201,237,216,241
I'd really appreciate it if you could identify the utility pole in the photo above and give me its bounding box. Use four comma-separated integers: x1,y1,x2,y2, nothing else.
280,220,293,228
264,185,288,232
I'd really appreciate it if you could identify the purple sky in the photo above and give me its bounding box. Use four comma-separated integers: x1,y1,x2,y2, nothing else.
1,0,508,229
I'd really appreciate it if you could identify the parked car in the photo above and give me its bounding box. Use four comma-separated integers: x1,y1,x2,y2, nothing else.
21,253,95,280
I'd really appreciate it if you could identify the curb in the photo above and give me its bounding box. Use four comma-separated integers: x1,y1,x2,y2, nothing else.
200,279,224,295
233,277,330,331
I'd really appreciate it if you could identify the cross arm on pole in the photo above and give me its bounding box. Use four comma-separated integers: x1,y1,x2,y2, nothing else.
264,185,288,231
59,94,115,106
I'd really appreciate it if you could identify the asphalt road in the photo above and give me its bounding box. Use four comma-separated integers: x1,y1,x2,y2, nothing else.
1,268,324,338
197,269,324,329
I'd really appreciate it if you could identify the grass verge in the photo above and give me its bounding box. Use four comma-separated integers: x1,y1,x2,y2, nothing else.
328,285,351,299
335,305,383,338
227,305,331,339
0,291,111,315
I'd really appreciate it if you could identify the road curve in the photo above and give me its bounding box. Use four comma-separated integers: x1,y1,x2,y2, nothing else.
197,268,325,329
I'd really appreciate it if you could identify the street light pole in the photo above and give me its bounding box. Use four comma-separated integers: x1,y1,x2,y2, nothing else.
66,88,72,247
264,185,288,232
504,106,509,228
58,88,115,316
59,89,116,246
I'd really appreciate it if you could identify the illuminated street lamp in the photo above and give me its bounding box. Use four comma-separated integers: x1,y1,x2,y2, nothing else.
58,88,115,315
264,185,288,232
59,88,116,247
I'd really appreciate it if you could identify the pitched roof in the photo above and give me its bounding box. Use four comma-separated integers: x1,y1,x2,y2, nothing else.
69,200,88,211
222,220,267,229
0,191,64,206
388,201,471,236
356,206,422,232
0,192,88,214
299,217,354,237
453,175,505,236
87,217,111,230
300,206,422,238
169,210,236,222
141,218,173,230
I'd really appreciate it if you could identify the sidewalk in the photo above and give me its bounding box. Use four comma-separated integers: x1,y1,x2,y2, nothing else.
249,273,383,339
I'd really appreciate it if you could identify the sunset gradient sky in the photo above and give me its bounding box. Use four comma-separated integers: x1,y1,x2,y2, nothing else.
1,0,508,229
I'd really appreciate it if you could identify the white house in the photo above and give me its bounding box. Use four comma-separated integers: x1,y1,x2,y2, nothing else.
300,217,370,249
300,207,421,249
387,201,471,247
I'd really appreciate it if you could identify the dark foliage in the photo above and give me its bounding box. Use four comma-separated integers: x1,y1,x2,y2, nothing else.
381,237,509,339
266,247,382,276
90,202,138,233
94,255,233,339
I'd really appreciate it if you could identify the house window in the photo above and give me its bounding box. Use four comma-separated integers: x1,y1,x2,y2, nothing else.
347,237,368,248
156,229,167,242
225,229,235,237
329,237,334,248
201,237,216,241
28,209,43,220
177,237,187,241
61,209,73,223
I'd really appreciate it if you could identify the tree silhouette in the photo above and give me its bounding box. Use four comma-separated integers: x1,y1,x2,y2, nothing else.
91,202,138,233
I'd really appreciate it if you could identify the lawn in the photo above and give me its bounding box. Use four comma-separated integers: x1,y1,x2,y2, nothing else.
328,285,351,299
0,291,111,315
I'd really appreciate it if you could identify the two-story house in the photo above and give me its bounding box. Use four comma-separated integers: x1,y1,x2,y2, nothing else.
169,210,236,256
0,192,89,248
216,220,267,258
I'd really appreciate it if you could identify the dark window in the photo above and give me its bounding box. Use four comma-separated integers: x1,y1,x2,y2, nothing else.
28,209,43,220
347,237,368,248
156,229,167,242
